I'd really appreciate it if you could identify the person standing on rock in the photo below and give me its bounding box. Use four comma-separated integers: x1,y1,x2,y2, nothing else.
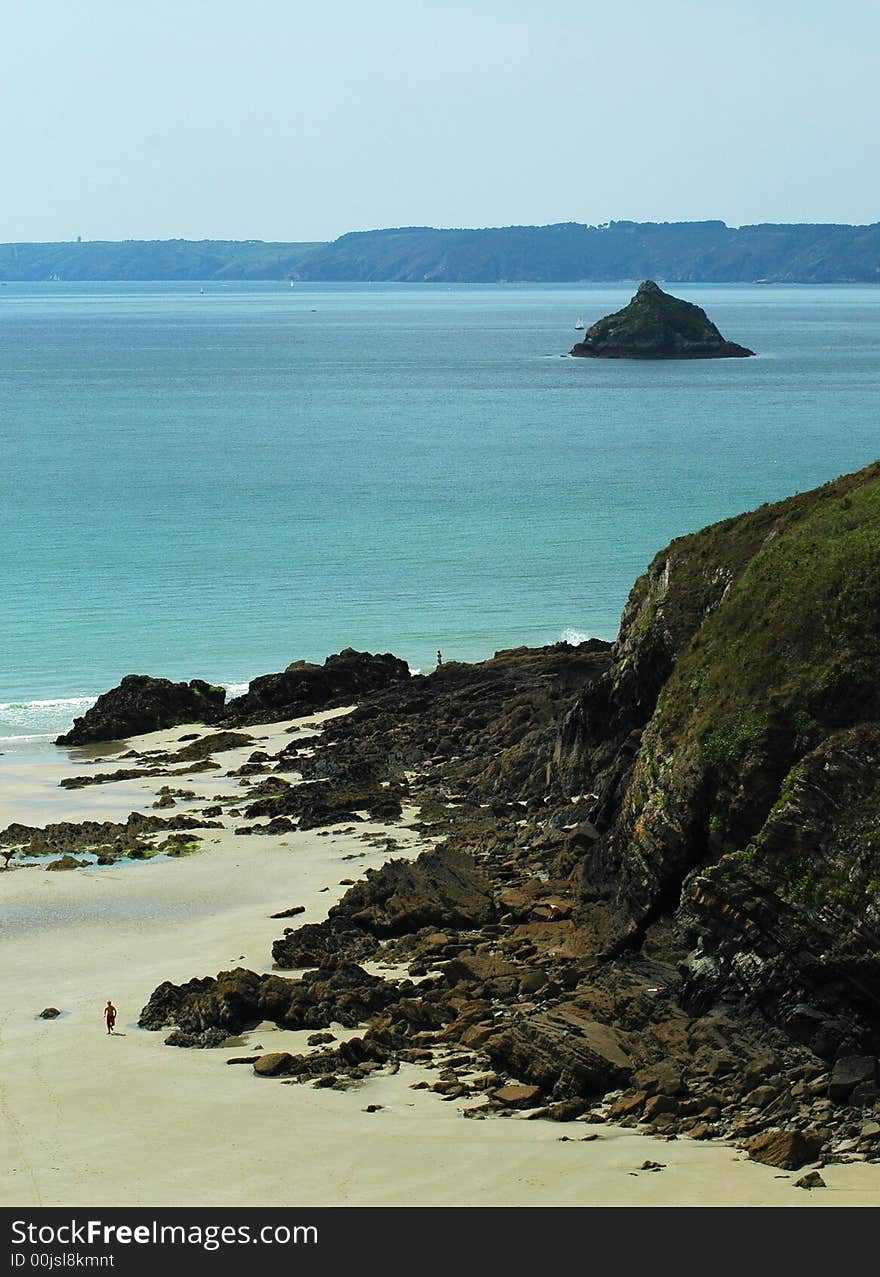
104,1000,117,1035
436,650,443,668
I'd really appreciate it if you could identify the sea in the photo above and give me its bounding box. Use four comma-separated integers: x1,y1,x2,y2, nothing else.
2,280,879,748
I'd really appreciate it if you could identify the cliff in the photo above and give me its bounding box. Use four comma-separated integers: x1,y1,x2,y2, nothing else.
554,459,880,1054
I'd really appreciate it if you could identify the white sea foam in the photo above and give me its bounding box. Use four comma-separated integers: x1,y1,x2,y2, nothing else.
0,697,97,713
0,732,58,744
560,628,593,646
0,696,98,737
0,678,260,739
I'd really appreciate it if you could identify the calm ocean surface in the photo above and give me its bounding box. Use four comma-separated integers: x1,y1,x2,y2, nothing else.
2,280,879,744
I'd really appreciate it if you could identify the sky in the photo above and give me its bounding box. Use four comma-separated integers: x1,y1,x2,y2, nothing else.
3,0,878,242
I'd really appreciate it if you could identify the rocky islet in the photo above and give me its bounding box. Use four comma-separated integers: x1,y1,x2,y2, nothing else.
570,280,755,359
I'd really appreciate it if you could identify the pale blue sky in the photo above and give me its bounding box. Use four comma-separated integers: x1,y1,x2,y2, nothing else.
3,0,878,241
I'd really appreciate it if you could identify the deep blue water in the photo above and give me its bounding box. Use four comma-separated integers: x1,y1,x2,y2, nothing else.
2,280,879,741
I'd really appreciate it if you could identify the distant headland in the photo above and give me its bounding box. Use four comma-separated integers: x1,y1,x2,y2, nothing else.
2,219,880,283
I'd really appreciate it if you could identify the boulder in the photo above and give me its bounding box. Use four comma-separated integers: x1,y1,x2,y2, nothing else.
56,675,225,746
493,1083,542,1108
253,1052,294,1077
745,1130,823,1170
632,1062,684,1097
39,1007,61,1019
642,1094,678,1122
794,1171,826,1189
828,1055,877,1104
486,1006,632,1097
570,280,754,360
443,953,521,998
46,854,89,871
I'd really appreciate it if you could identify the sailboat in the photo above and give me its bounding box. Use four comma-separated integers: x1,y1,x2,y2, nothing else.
574,315,585,331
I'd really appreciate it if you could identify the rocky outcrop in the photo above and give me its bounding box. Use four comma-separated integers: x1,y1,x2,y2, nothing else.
272,845,493,967
328,844,494,936
56,675,226,746
570,281,754,359
0,811,219,860
237,775,405,832
139,959,407,1045
171,730,253,761
223,648,411,726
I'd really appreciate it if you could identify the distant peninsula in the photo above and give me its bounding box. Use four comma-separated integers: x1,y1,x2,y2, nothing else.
0,239,324,283
2,220,880,283
570,280,755,359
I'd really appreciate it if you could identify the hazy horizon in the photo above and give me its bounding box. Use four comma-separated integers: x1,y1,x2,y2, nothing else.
3,1,878,242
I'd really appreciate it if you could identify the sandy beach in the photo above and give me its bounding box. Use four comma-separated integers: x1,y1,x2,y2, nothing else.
1,711,878,1208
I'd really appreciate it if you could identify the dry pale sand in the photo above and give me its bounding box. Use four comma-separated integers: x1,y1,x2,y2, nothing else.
1,711,878,1207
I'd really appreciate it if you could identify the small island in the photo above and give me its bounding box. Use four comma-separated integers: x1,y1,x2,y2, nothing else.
570,280,755,359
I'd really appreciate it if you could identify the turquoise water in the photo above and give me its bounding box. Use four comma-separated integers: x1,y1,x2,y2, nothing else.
2,281,879,742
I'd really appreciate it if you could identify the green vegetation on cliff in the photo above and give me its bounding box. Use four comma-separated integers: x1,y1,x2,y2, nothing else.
652,461,880,786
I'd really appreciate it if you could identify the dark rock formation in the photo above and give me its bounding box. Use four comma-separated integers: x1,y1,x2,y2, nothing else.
239,776,405,832
272,846,493,968
312,639,612,805
56,675,226,746
224,648,411,726
139,959,407,1044
0,812,219,859
570,281,754,359
172,731,253,761
327,844,494,937
485,1007,633,1098
272,920,379,969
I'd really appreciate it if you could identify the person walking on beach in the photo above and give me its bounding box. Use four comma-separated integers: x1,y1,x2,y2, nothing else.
104,1000,117,1035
